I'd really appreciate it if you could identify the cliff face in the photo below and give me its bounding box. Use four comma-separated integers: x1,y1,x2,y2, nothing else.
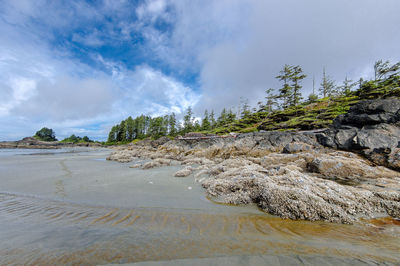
106,98,400,224
317,98,400,170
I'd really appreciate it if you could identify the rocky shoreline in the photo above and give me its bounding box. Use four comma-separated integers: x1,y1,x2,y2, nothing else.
107,98,399,224
0,137,103,149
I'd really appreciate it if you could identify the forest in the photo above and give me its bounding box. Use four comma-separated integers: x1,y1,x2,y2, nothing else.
107,60,400,143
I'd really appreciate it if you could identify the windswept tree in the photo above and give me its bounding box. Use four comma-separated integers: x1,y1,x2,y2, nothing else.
290,65,306,106
35,127,57,141
338,76,357,96
319,68,336,98
260,88,278,112
240,98,251,118
374,59,400,81
276,64,294,109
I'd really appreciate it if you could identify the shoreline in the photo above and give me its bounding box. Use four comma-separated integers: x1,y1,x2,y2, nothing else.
107,98,400,224
0,137,104,149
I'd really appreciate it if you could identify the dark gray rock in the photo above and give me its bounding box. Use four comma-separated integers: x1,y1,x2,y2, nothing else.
317,98,400,170
338,98,400,127
282,143,313,153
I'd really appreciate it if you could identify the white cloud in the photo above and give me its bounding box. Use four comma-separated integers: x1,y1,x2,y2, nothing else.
11,76,115,121
2,0,400,140
159,0,400,113
113,65,199,117
72,30,104,47
136,0,167,22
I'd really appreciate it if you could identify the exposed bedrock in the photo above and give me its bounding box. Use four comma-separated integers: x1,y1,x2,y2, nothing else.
317,98,400,170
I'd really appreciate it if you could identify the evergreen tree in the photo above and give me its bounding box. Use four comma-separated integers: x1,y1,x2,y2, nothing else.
262,88,278,112
107,126,116,142
226,109,236,123
319,68,336,98
117,120,126,141
201,110,211,131
289,65,306,106
168,113,177,136
35,127,57,141
374,60,400,81
338,76,357,96
209,110,216,129
125,116,135,141
276,64,294,109
193,120,201,131
217,108,227,127
307,93,318,103
240,98,251,118
183,107,194,133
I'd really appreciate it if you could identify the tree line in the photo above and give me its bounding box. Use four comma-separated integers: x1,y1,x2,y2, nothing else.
108,60,400,143
107,107,243,142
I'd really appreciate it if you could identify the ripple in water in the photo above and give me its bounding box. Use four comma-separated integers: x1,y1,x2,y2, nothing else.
0,192,399,265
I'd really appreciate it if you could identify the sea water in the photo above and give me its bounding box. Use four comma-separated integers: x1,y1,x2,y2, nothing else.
0,148,399,265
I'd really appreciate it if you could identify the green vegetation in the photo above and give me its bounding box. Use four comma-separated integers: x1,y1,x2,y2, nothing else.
34,127,57,141
60,134,94,143
107,60,400,144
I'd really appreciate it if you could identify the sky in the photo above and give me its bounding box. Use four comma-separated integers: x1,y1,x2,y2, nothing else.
1,0,400,141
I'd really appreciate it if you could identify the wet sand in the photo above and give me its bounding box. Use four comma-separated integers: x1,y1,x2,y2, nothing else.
0,148,399,265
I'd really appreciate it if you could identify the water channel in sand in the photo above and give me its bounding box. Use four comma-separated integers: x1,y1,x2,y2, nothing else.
0,148,399,265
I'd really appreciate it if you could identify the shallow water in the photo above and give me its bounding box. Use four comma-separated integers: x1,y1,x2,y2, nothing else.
0,148,399,265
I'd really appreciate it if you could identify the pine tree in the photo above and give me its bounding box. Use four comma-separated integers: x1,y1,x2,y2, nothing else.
289,65,306,106
107,126,117,142
338,76,357,96
209,110,216,129
125,116,134,141
183,107,193,133
226,109,236,123
263,88,278,112
240,98,251,118
319,68,336,98
168,113,177,136
193,120,201,131
201,110,211,131
217,108,227,127
276,64,294,109
117,120,126,141
307,76,318,103
374,60,400,81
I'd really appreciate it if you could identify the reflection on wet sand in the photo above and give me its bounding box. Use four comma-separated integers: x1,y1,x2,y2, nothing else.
0,192,399,265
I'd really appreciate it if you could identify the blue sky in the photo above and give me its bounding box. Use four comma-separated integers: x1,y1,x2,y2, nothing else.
1,0,400,141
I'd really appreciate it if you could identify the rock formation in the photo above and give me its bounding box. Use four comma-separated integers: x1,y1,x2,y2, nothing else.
317,98,400,170
107,98,400,224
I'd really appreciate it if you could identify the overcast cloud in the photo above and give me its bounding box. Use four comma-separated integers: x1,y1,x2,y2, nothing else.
0,0,399,140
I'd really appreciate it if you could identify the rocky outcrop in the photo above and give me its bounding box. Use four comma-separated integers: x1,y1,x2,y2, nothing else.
0,137,59,149
317,98,400,170
201,151,400,224
107,98,400,224
0,137,103,149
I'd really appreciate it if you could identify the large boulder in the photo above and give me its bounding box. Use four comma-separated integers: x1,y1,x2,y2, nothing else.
317,98,400,170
